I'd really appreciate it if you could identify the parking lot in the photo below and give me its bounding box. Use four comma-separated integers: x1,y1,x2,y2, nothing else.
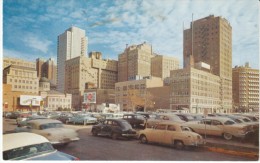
3,118,258,161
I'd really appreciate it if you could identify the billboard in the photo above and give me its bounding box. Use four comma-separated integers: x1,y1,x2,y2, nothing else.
20,95,42,106
83,92,96,104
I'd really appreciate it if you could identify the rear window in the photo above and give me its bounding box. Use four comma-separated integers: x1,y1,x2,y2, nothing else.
3,142,54,160
40,123,63,129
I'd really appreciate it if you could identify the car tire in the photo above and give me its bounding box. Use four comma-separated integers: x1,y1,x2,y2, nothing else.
112,133,118,140
92,129,98,136
174,140,184,150
140,135,148,144
223,133,233,140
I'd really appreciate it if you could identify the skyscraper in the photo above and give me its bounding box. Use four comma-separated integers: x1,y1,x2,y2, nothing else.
183,15,232,112
57,26,88,92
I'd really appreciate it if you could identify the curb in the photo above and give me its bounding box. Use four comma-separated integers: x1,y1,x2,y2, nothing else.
205,146,259,159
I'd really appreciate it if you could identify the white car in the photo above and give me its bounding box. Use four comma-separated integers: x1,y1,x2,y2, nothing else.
15,119,79,145
3,132,79,160
139,121,204,149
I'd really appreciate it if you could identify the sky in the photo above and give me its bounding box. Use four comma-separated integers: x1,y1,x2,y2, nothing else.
2,0,259,69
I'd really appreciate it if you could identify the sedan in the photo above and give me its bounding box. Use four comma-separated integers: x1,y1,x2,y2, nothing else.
15,119,79,145
17,115,47,127
3,132,79,160
91,119,137,140
68,114,97,125
184,117,254,140
139,121,204,150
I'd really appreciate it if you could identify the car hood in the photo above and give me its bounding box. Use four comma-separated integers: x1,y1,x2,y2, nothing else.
26,150,77,160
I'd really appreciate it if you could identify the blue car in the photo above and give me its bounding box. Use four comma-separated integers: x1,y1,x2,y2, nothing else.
3,132,79,160
68,114,97,125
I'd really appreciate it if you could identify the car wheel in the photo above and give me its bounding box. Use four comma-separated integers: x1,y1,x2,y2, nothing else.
174,140,184,150
92,129,98,136
112,133,118,140
223,133,233,140
140,135,148,144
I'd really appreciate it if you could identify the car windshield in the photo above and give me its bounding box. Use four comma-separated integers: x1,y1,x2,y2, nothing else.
224,120,235,125
3,142,55,160
242,118,251,122
40,123,63,129
120,121,132,130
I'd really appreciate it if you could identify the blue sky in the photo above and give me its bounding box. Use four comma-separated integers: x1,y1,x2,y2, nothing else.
3,0,259,68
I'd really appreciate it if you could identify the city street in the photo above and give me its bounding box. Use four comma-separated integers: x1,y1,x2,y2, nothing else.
3,119,257,161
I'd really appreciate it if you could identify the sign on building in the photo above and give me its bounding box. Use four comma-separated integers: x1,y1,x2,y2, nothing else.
83,92,96,104
20,95,42,106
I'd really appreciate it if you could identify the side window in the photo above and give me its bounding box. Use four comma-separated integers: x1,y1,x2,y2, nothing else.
212,120,222,126
167,125,176,131
163,116,169,120
155,124,167,130
202,120,212,125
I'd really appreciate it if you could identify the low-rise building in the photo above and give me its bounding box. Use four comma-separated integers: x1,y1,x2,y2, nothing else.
170,65,222,113
115,76,167,111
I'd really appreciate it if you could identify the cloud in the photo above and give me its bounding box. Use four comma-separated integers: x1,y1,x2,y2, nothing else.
23,34,52,53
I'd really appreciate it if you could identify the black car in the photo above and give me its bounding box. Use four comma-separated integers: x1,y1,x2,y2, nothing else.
91,119,137,140
122,114,145,128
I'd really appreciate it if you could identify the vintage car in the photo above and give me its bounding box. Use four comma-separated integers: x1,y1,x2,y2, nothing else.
17,115,47,127
122,114,146,128
15,119,79,145
91,119,137,140
174,113,196,122
16,113,32,124
184,117,254,140
3,132,79,160
146,113,185,128
139,121,204,150
68,113,97,125
57,113,74,124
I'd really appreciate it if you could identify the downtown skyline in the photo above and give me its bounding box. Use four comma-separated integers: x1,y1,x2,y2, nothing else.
3,0,259,69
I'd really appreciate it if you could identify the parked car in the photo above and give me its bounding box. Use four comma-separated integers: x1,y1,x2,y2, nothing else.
8,111,20,119
17,115,47,127
189,114,205,121
91,119,137,140
146,113,185,128
139,121,204,150
3,132,79,160
16,113,32,125
174,113,196,122
15,119,79,145
57,113,74,124
122,114,146,128
68,114,97,125
184,117,254,140
135,112,156,119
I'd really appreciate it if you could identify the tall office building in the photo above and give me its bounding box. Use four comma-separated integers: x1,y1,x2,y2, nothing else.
118,42,153,82
57,26,88,92
232,63,259,111
151,54,179,79
183,15,232,111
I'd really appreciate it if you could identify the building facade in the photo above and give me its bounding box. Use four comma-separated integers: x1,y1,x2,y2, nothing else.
170,66,221,114
57,26,88,92
232,63,259,112
151,54,179,79
3,57,36,69
3,65,39,94
183,15,232,111
36,58,57,86
65,53,118,109
118,42,153,82
115,77,166,111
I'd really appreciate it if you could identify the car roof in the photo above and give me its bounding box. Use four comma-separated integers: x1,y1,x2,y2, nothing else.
154,121,181,126
3,132,49,151
28,119,62,125
204,116,233,122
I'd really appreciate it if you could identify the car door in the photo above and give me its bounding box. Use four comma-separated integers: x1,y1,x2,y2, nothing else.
210,120,224,136
194,119,212,134
102,120,113,136
163,125,178,145
149,124,167,143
